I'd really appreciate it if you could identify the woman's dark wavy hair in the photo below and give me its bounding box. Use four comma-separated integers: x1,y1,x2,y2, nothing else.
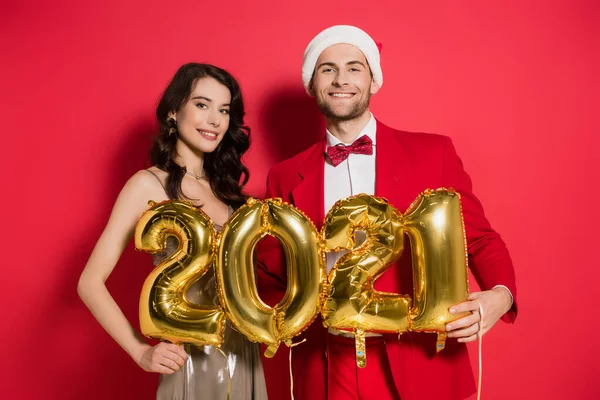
150,63,250,209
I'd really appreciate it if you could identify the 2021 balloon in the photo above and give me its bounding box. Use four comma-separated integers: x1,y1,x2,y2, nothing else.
134,190,468,365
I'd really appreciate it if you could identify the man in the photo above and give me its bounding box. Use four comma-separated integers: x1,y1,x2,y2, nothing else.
257,25,517,400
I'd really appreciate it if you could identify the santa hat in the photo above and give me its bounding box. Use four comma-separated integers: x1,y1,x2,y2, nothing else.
302,25,383,91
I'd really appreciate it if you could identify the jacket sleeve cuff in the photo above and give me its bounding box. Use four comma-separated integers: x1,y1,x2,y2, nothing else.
492,285,518,323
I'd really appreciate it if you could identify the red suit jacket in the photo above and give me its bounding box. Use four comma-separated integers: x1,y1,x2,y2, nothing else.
256,120,518,400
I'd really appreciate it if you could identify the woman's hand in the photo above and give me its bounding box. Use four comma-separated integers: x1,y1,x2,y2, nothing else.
135,343,189,374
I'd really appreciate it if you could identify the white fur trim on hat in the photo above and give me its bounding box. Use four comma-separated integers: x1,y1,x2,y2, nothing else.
302,25,382,91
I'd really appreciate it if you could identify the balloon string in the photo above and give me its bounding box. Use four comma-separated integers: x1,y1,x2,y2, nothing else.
216,348,231,400
288,338,307,400
475,300,484,400
184,343,192,400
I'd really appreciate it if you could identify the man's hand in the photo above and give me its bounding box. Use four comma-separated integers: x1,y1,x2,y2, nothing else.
445,287,513,343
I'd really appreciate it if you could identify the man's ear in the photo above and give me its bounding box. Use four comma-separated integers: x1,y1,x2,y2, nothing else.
306,80,316,97
370,79,380,95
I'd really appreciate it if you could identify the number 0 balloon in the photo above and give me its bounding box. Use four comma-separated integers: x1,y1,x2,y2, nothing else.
216,198,326,357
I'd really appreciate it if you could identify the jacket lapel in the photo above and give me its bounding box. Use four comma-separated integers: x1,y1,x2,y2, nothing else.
291,121,419,229
375,120,419,212
291,138,326,229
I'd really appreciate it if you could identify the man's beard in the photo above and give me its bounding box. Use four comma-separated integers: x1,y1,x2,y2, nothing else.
316,93,371,122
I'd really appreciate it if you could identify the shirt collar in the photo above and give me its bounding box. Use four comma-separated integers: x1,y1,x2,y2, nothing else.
326,113,377,147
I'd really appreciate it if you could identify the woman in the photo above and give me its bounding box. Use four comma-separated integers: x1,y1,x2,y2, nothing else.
78,63,268,399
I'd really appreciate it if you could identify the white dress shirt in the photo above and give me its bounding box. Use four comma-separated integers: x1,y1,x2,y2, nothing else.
324,114,377,272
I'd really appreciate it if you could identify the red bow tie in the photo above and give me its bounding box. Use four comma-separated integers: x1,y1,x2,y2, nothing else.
326,135,373,167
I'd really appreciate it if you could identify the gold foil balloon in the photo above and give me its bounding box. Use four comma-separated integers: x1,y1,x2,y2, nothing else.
133,192,466,361
403,189,469,351
321,194,412,368
134,200,226,347
216,198,326,357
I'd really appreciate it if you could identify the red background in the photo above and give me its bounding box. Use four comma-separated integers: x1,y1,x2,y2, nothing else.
2,0,599,398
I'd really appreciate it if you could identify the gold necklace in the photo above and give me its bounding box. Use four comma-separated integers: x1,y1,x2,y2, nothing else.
185,170,205,180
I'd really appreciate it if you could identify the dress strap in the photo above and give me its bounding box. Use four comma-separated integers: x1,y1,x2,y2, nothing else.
145,169,169,196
